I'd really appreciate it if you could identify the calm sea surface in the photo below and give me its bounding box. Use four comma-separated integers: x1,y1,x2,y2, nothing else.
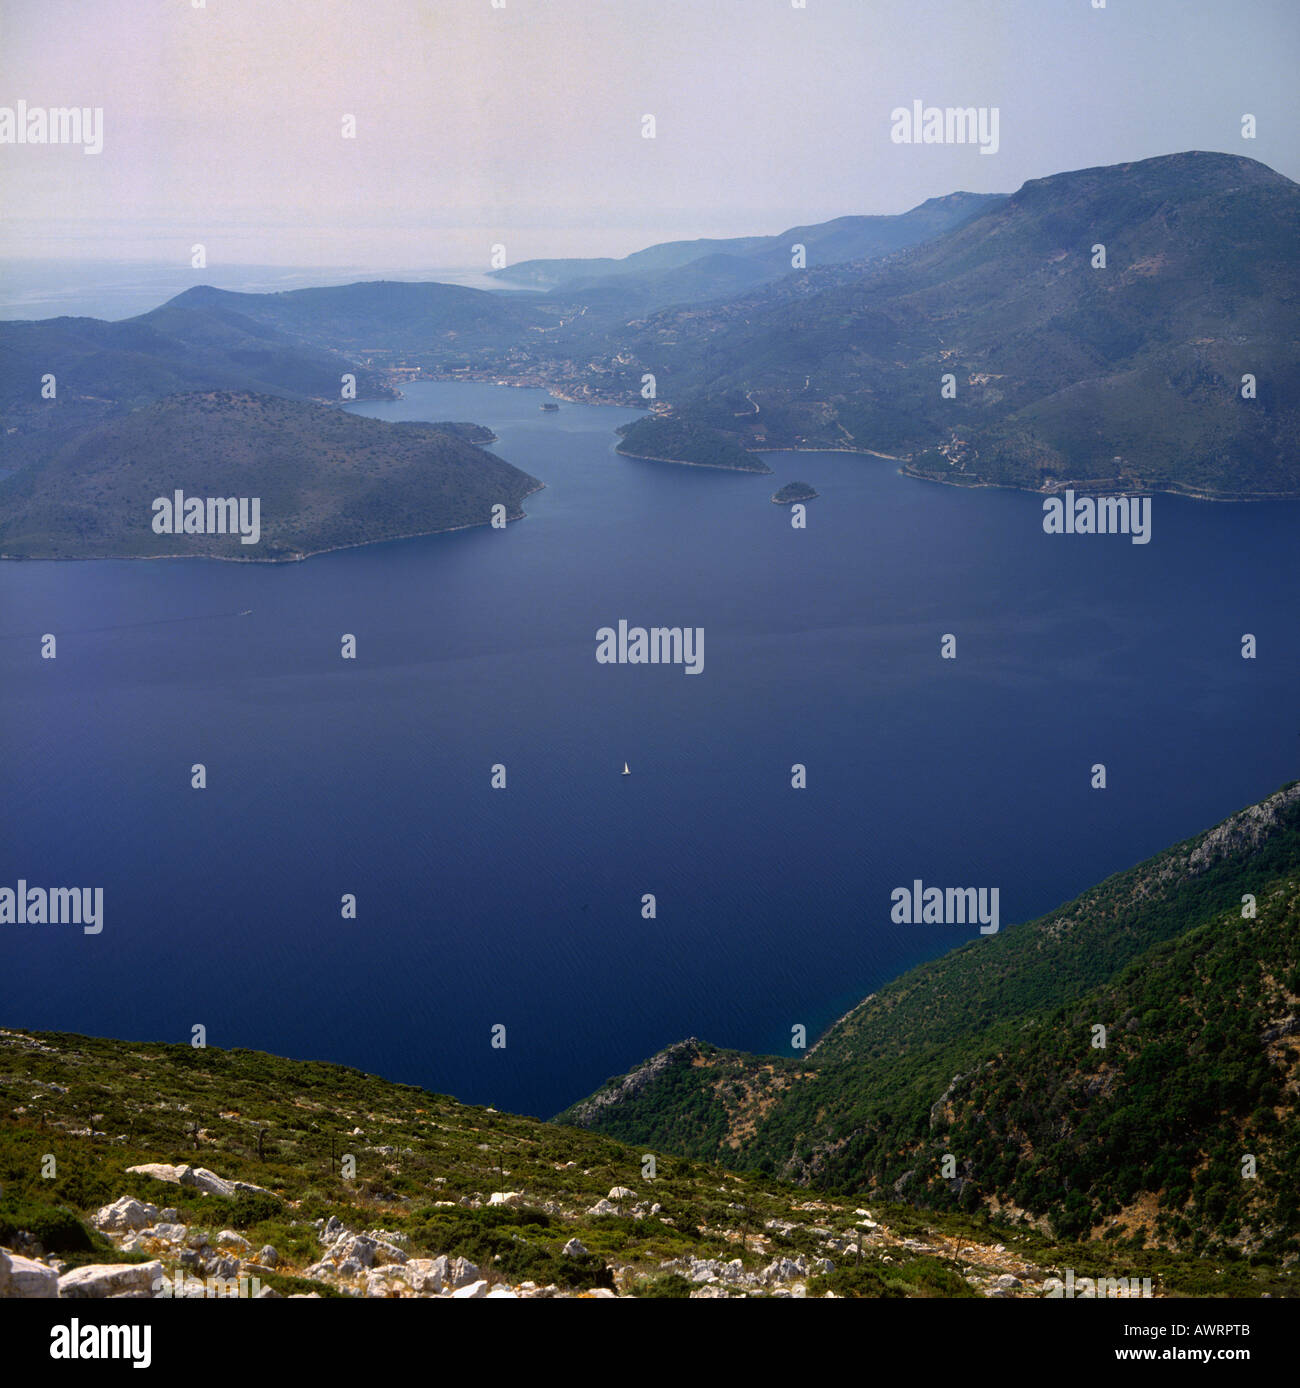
2,380,1297,1115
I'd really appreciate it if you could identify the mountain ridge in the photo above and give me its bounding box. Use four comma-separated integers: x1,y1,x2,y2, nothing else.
567,152,1300,498
487,192,1006,307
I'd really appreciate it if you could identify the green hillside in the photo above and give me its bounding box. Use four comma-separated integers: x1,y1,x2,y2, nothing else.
558,783,1300,1263
616,415,772,472
901,881,1300,1251
2,1026,1288,1298
576,153,1300,496
0,391,541,560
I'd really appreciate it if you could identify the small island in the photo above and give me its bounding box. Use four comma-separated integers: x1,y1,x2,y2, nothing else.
771,481,818,504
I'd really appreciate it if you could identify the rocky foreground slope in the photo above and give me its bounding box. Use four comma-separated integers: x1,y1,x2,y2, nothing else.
1,1026,1260,1299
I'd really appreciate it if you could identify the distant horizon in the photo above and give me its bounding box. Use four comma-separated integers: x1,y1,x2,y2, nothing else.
0,259,515,323
0,143,1288,324
5,144,1293,278
2,145,1287,283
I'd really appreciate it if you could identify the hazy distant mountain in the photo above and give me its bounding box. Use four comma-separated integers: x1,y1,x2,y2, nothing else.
161,279,559,355
0,391,541,560
0,302,393,414
0,281,563,477
489,193,1006,294
557,781,1300,1256
599,153,1300,498
0,300,398,472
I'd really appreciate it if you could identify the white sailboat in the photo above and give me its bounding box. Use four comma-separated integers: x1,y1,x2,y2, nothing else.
622,762,630,776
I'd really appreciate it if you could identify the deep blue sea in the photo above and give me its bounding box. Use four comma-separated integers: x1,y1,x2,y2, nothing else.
2,380,1297,1116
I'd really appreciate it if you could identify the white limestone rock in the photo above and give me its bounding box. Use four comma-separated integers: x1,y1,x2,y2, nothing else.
125,1163,189,1184
59,1260,164,1299
144,1223,188,1245
0,1247,59,1298
91,1197,159,1233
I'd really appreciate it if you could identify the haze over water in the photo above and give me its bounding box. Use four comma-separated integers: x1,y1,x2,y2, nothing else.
2,380,1296,1116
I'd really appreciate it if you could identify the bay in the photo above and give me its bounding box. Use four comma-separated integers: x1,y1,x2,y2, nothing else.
1,379,1296,1116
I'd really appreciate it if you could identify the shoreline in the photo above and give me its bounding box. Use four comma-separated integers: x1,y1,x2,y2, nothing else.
422,371,1292,502
0,481,547,564
393,368,642,414
630,435,1298,502
614,445,771,475
10,369,1293,568
396,373,1299,499
895,464,1299,503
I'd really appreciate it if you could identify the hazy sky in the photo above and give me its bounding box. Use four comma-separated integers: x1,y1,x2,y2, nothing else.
2,0,1297,267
